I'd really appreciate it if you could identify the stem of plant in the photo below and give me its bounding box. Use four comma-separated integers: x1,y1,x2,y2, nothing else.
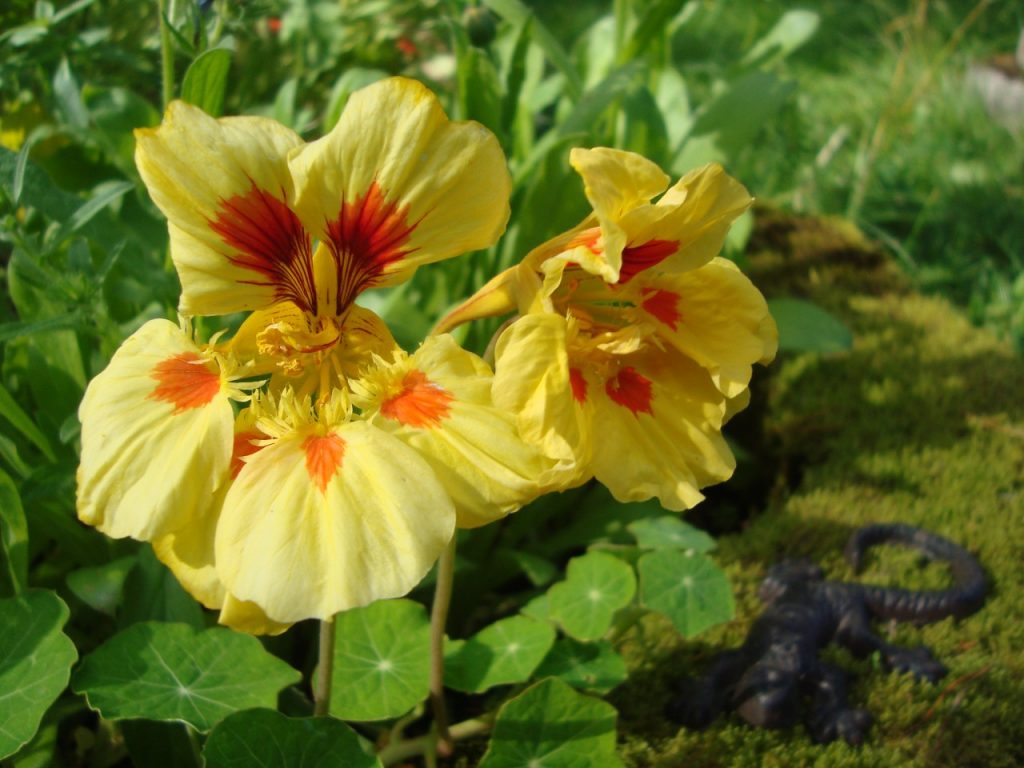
157,0,175,109
314,615,336,716
429,535,457,757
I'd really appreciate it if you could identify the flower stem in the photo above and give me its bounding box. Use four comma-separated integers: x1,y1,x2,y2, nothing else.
378,716,493,766
157,0,175,109
428,535,457,756
314,615,336,716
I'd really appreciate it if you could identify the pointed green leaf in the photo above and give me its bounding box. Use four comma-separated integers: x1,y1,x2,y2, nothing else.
66,556,135,616
0,469,28,597
740,10,820,70
72,623,301,731
203,709,381,768
445,615,555,693
637,550,734,638
534,638,627,695
0,382,57,461
181,48,232,117
120,546,204,628
479,677,623,768
547,551,636,641
627,516,716,553
327,599,430,721
0,590,77,759
767,297,854,353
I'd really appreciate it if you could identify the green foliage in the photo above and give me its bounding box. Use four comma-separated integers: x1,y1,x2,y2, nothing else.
0,591,76,759
203,709,381,768
637,550,735,639
327,599,431,721
445,615,556,693
547,551,638,642
479,677,623,768
72,623,301,731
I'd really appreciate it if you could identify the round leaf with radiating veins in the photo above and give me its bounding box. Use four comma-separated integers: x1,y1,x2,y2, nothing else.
327,599,430,721
445,615,556,693
478,677,623,768
0,590,77,760
637,550,734,638
627,516,716,553
534,638,627,695
71,623,300,732
203,709,381,768
547,551,636,641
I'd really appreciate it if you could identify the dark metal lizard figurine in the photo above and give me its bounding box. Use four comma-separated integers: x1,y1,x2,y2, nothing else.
665,523,987,745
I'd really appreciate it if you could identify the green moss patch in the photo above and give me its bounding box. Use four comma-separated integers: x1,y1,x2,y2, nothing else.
613,213,1024,768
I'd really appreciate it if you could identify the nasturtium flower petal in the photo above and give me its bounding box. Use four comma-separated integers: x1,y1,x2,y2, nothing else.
135,102,307,316
288,77,510,309
637,257,778,397
492,314,592,481
215,420,455,623
588,352,733,511
218,595,292,636
357,335,554,528
77,319,235,540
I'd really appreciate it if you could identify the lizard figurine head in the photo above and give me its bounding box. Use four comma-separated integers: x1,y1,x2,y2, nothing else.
758,559,825,605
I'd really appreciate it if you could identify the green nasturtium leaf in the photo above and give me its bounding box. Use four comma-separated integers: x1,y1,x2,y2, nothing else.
767,297,854,353
203,709,381,768
478,677,623,768
534,638,627,695
328,599,430,721
180,48,232,117
627,516,716,553
547,551,636,641
0,590,77,760
445,615,556,693
72,623,301,732
637,550,734,638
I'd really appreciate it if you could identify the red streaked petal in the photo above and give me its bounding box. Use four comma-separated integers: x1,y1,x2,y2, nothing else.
303,433,346,492
327,181,418,312
149,353,221,413
569,367,588,403
605,366,654,416
381,370,453,428
231,431,263,479
209,184,317,313
618,239,679,283
642,288,682,330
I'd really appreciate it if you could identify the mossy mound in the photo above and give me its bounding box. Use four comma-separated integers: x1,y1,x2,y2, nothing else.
613,213,1024,768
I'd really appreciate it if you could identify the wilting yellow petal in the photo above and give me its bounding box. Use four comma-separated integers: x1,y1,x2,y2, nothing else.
77,319,235,540
492,314,592,479
636,257,778,397
135,101,310,316
587,351,733,511
215,419,455,623
288,77,510,312
358,335,554,528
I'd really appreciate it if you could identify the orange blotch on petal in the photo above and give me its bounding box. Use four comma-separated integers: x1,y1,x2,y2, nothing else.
149,353,222,413
567,227,602,254
605,366,654,417
231,431,264,479
569,367,588,403
642,288,682,330
381,370,453,428
618,239,678,283
209,184,317,313
303,433,346,493
327,181,419,310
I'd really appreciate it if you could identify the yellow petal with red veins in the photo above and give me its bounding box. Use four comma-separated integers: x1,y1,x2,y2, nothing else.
492,314,592,479
77,320,235,540
637,257,778,397
569,147,670,282
359,335,555,528
135,101,311,316
287,77,510,312
588,353,734,511
215,420,455,623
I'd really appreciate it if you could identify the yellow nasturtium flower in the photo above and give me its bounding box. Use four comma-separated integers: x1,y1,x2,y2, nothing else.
77,77,542,633
439,147,778,510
